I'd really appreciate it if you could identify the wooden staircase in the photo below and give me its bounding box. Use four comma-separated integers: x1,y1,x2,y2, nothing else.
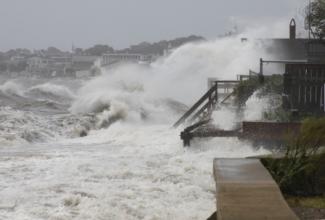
173,80,239,128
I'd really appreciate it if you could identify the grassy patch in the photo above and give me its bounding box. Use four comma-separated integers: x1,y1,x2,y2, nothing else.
286,196,325,209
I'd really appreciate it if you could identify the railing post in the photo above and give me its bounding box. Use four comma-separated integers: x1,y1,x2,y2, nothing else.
215,83,218,103
208,93,212,112
259,58,265,84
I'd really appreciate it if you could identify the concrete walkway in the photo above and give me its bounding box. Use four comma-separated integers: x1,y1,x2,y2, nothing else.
213,159,298,220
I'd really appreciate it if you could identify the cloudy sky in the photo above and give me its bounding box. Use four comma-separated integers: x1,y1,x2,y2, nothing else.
0,0,308,51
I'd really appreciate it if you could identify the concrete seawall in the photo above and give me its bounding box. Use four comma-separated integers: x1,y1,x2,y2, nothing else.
213,159,298,220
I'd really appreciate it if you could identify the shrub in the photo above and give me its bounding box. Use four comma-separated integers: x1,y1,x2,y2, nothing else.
262,117,325,195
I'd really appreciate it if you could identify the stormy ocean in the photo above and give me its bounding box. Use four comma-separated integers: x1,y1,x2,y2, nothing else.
0,37,271,219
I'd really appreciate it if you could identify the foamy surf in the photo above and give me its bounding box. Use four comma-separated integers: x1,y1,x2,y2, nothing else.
0,122,269,220
0,32,279,219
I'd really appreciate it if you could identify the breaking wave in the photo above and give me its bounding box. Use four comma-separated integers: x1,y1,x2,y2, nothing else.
0,21,294,220
0,81,24,96
0,79,87,146
0,107,56,145
0,34,276,149
0,106,97,146
27,83,76,100
70,65,189,130
70,36,273,132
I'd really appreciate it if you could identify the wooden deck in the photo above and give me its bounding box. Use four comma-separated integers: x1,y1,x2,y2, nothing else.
213,159,298,220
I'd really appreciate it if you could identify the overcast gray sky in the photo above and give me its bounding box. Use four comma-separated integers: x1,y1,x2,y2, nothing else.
0,0,308,51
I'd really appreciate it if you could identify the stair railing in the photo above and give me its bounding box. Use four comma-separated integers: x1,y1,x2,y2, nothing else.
173,83,218,128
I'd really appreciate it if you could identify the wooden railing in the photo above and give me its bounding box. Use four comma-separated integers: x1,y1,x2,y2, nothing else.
173,80,239,128
173,83,219,128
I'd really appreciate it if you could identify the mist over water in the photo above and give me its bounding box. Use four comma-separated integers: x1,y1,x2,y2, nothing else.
0,32,278,219
70,34,273,128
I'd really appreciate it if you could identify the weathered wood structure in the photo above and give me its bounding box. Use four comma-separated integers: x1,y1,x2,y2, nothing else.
173,84,218,128
174,19,325,147
283,63,325,114
181,121,301,147
241,121,301,143
173,80,239,128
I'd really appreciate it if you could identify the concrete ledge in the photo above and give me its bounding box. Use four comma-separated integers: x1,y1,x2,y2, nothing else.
213,159,298,220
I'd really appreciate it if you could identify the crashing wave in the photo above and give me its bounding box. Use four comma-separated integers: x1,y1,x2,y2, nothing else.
27,83,76,100
0,106,95,146
0,81,24,96
69,71,189,133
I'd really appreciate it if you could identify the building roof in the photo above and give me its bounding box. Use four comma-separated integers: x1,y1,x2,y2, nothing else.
255,38,325,62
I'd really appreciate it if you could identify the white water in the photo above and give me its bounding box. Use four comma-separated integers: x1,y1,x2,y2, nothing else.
0,123,269,220
27,83,76,100
0,81,24,96
244,91,271,121
212,107,238,130
0,31,281,219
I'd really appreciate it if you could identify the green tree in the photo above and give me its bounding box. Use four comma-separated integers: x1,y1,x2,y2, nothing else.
306,0,325,39
84,45,114,56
